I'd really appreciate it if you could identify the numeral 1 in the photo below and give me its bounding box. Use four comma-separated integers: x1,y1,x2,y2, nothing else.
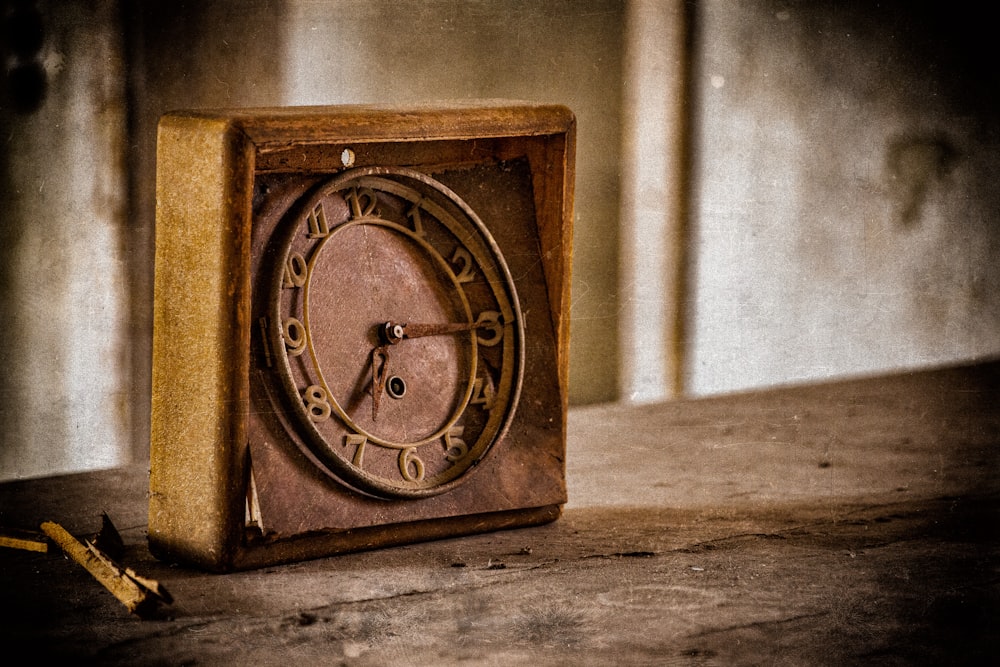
405,202,426,237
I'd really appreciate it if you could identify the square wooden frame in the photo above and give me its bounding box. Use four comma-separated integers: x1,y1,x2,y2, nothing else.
149,102,575,571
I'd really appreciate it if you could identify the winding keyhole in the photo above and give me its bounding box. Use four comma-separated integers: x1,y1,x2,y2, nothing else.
387,376,406,399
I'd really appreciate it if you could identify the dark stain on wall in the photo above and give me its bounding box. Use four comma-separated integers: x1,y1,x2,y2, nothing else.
886,133,958,229
1,1,47,113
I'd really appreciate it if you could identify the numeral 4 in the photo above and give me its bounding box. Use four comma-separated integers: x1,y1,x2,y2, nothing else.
470,377,495,410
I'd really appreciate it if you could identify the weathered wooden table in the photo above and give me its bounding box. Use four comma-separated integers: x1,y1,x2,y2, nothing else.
2,361,997,665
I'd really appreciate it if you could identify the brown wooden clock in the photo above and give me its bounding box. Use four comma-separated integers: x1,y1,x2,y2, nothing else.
148,102,575,571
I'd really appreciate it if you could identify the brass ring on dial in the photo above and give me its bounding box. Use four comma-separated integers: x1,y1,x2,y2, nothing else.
267,166,524,499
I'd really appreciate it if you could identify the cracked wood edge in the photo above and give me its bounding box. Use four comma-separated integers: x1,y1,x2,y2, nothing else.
39,521,171,617
0,527,48,553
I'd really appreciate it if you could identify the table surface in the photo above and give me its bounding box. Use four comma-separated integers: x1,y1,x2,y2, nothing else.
1,361,997,665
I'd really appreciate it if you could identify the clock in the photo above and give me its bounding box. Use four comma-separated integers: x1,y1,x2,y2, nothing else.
148,103,575,571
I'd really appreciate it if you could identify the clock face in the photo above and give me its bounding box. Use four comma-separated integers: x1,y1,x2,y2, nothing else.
263,167,524,499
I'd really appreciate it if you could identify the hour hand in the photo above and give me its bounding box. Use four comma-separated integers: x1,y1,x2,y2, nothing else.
371,345,390,421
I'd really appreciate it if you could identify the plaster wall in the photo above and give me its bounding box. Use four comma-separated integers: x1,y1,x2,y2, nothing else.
687,1,1000,394
0,0,129,479
2,1,998,481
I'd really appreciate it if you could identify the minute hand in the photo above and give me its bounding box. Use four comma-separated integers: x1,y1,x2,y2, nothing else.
399,321,488,339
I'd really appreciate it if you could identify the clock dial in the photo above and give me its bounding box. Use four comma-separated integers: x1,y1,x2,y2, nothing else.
265,167,524,498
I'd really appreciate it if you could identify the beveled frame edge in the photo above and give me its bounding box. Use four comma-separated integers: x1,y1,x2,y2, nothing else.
229,505,562,573
534,117,576,417
148,114,254,570
164,101,576,149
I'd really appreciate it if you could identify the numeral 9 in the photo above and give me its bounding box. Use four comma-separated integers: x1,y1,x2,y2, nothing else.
282,317,307,356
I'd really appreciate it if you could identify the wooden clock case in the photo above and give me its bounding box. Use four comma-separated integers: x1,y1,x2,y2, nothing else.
149,102,575,571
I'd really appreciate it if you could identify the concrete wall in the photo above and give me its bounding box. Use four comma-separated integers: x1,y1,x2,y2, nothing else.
686,0,1000,395
2,0,998,480
1,0,130,479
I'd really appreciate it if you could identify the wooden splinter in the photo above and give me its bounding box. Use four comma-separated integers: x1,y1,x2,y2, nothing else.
0,527,49,553
40,521,172,618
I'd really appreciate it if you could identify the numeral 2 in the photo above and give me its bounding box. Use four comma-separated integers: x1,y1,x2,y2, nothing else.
451,247,475,283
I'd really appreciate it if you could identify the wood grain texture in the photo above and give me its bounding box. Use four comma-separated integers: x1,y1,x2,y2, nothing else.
149,114,254,569
2,361,996,664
